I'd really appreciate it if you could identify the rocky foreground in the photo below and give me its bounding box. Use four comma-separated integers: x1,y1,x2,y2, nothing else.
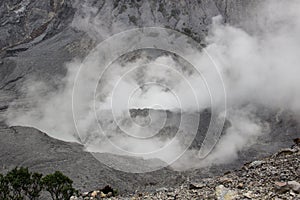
73,140,300,200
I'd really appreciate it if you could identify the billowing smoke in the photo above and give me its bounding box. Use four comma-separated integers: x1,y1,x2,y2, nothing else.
4,0,300,170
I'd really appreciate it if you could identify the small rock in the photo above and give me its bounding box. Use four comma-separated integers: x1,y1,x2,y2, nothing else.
242,165,249,171
215,185,238,200
275,181,287,187
287,181,300,193
156,187,169,192
243,191,255,199
91,190,99,197
189,183,205,190
167,192,175,197
219,177,233,183
107,192,113,197
100,192,106,198
70,196,78,200
237,183,244,189
82,192,89,197
249,160,265,168
290,190,296,197
275,181,289,193
274,197,283,200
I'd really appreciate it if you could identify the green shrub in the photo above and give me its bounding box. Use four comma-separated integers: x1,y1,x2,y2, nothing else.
182,27,192,35
42,171,77,200
170,9,180,19
158,3,165,13
6,167,31,200
27,172,43,200
0,174,9,200
119,4,127,14
0,167,77,200
129,15,137,25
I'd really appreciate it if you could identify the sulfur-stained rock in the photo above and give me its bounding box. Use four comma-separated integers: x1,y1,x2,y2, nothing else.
91,190,99,197
100,192,106,198
215,185,238,200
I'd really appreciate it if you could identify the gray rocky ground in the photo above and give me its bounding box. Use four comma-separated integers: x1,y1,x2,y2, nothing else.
75,142,300,199
124,143,300,199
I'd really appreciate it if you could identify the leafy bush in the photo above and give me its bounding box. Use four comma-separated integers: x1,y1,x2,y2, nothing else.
129,15,137,25
42,171,77,200
170,9,180,19
158,3,166,13
182,28,192,35
0,167,77,200
27,172,43,200
6,167,32,200
0,174,9,200
119,4,127,14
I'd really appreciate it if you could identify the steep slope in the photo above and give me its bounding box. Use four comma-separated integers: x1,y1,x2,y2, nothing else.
0,122,184,193
0,0,257,94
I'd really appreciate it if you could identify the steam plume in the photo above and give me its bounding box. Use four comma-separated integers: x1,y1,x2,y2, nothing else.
5,0,300,170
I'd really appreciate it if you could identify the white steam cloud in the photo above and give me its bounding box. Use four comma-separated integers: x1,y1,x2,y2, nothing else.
4,0,300,170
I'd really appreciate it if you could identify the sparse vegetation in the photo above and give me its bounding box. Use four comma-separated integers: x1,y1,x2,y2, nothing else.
170,9,180,19
0,174,9,200
28,172,43,200
0,167,77,200
6,167,32,200
42,171,77,200
158,2,165,13
113,0,119,9
182,27,192,36
119,4,127,14
129,15,137,25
